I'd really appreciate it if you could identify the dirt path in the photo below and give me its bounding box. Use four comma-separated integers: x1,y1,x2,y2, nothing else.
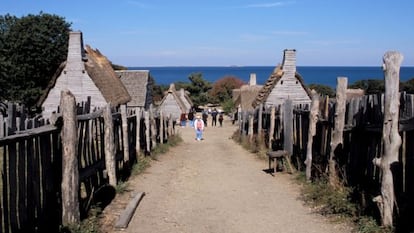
100,118,353,233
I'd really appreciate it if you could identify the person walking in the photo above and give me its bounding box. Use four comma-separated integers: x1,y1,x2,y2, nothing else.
218,113,224,127
211,108,218,127
193,114,205,141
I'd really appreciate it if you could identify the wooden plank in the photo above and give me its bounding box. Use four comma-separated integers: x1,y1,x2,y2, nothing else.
114,192,145,229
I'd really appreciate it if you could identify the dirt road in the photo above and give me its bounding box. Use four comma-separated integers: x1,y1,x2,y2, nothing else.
100,118,353,233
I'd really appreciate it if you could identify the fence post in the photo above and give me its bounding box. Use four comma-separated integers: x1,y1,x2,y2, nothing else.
135,107,141,157
0,114,3,138
120,104,129,163
305,90,320,181
160,110,164,144
150,106,156,149
60,90,80,226
373,51,403,227
103,104,117,187
145,111,150,153
329,77,347,187
283,99,293,154
258,103,263,139
269,106,275,149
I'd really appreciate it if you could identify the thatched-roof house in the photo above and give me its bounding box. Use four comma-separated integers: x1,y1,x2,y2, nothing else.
37,31,131,118
233,73,263,112
176,88,193,112
158,84,189,122
116,70,153,110
252,49,311,108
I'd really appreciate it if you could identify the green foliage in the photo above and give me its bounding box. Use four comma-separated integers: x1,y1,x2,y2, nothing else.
300,177,357,217
185,72,212,107
400,78,414,94
308,83,335,97
0,12,71,107
209,75,244,104
349,79,384,94
221,98,235,114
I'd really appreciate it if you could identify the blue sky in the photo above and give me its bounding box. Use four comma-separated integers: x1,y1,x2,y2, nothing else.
2,0,414,66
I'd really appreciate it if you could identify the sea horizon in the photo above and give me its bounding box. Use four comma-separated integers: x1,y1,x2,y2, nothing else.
128,65,414,88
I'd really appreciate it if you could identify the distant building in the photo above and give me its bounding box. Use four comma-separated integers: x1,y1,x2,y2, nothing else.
233,73,263,112
158,84,189,122
252,49,311,108
116,70,153,110
37,31,131,118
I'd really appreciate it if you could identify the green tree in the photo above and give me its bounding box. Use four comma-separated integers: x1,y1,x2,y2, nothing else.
349,79,384,94
308,84,335,97
400,78,414,94
0,12,71,107
185,72,212,107
209,75,244,104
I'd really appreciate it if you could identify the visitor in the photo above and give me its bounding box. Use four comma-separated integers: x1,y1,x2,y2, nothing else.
211,108,218,127
193,114,205,141
218,113,224,127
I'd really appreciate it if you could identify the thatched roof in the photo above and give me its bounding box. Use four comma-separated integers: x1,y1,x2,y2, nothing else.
116,70,152,108
234,84,263,111
83,45,131,105
37,36,131,109
252,64,312,108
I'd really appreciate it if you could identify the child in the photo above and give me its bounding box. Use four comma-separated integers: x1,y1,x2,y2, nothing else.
193,114,205,141
218,113,224,127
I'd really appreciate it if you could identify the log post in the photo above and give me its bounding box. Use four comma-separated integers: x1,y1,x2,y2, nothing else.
258,103,263,139
305,90,320,181
60,90,80,225
373,51,403,227
150,105,156,149
329,77,347,187
144,111,150,153
269,106,276,149
248,113,253,140
103,104,117,187
120,104,129,163
160,110,164,144
283,99,293,155
135,107,141,158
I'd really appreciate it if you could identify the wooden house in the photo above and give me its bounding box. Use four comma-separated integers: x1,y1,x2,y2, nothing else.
157,84,189,122
37,31,131,119
252,49,311,108
116,70,153,110
233,73,263,112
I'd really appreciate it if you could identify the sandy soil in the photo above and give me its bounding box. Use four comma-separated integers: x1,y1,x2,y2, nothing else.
99,118,354,233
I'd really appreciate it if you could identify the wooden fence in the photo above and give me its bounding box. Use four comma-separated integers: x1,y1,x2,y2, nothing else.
0,92,176,232
238,79,414,230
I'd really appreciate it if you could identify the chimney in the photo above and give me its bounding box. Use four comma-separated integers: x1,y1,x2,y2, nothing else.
249,73,257,86
180,88,185,97
66,31,86,72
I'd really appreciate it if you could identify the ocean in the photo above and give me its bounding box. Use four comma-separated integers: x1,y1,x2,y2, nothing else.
129,66,414,88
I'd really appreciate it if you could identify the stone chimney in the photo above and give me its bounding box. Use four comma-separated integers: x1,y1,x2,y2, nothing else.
180,88,185,97
249,73,257,86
